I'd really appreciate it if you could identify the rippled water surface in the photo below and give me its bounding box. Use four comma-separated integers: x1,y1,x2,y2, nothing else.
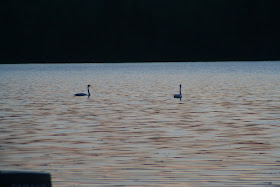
0,62,280,186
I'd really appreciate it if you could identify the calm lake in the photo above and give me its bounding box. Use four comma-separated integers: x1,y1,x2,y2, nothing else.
0,62,280,186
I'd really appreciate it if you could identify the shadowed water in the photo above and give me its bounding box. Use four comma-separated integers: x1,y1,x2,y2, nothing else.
0,62,280,186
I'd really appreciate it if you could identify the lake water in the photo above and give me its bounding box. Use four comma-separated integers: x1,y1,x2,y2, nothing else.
0,62,280,186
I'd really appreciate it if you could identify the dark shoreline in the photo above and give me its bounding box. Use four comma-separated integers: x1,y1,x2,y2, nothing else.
3,1,280,64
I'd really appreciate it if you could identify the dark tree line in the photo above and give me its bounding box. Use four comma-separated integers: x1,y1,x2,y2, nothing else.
2,0,280,62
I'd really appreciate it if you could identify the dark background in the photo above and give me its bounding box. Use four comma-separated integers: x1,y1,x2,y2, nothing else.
2,0,280,63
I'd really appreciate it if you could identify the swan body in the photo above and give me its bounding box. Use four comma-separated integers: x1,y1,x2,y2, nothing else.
174,84,182,100
75,93,88,96
75,85,91,97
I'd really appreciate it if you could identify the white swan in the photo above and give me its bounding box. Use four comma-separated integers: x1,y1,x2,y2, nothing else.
74,85,91,97
174,84,182,101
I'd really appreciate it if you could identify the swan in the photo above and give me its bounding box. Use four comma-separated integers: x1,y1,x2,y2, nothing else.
174,84,182,101
74,85,91,97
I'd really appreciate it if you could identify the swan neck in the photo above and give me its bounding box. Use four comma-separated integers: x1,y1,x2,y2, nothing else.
180,85,181,95
88,87,90,97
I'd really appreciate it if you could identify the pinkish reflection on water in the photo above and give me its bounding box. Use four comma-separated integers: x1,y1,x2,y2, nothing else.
0,62,280,186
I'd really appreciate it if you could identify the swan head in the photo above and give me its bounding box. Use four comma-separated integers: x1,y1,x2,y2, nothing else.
88,85,91,88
